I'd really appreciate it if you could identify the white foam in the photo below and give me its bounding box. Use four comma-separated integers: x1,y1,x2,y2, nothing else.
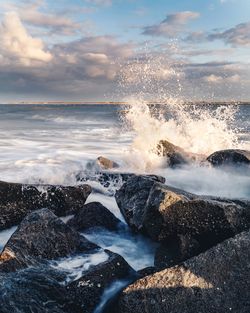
52,250,109,283
0,226,17,252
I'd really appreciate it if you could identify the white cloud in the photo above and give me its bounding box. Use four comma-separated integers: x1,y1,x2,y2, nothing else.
0,12,52,66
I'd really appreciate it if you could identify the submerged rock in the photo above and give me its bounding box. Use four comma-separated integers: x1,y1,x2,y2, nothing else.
207,149,250,167
157,140,204,167
0,181,92,230
66,250,135,313
118,230,250,313
116,175,250,267
67,202,122,231
0,208,97,272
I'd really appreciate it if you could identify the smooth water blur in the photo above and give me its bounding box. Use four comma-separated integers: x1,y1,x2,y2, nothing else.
0,103,249,199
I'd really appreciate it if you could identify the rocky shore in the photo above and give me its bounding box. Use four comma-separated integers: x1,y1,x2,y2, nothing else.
0,143,249,313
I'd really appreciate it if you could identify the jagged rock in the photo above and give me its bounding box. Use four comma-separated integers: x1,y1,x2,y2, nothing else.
157,140,204,167
66,250,135,313
0,181,92,230
207,149,250,167
67,202,122,231
0,266,79,313
0,208,97,272
116,175,250,267
118,230,250,313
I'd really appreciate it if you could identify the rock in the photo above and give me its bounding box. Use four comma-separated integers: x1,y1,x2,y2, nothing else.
154,235,200,269
67,202,122,231
96,156,120,170
0,208,97,272
66,250,135,313
116,175,250,267
207,149,250,167
77,171,165,196
0,181,92,230
157,140,204,168
0,266,80,313
118,230,250,313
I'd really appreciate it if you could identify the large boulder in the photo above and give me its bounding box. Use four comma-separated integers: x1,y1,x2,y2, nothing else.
67,202,122,231
157,140,204,167
116,175,250,267
118,230,250,313
0,208,97,272
66,250,135,313
0,181,92,230
207,149,250,167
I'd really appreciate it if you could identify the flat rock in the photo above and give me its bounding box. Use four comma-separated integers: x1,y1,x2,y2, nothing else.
0,208,97,272
67,202,122,231
0,181,92,230
207,149,250,167
118,230,250,313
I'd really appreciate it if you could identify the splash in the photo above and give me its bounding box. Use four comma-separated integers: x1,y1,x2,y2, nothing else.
117,54,242,171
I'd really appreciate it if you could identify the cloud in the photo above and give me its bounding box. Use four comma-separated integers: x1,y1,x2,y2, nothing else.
142,11,200,37
208,22,250,46
185,22,250,46
204,73,241,83
0,12,52,66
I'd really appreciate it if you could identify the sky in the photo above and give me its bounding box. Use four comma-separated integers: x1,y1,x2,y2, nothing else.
0,0,249,102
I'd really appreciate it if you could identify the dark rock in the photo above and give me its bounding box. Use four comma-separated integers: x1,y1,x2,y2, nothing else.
207,149,250,167
118,230,250,313
154,235,200,269
0,208,97,272
0,181,92,230
137,266,156,278
0,266,80,313
115,175,159,231
157,140,204,168
67,202,122,231
77,171,165,196
66,250,135,313
96,156,120,170
116,175,250,266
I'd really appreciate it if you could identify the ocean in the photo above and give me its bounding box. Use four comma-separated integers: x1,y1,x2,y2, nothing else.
0,102,249,270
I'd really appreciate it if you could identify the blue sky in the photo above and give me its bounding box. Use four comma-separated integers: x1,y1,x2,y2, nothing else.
0,0,249,101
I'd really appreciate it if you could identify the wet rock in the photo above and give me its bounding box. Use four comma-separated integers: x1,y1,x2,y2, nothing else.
66,250,135,313
0,181,92,230
67,202,122,231
96,156,120,170
157,140,204,167
116,175,250,266
0,208,97,272
118,230,250,313
0,266,79,313
77,172,165,196
207,149,250,167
